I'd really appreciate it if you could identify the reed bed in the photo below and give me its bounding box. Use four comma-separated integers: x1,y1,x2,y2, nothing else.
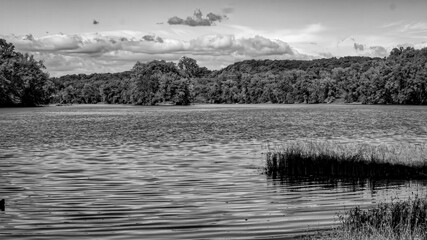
265,141,427,179
307,196,427,240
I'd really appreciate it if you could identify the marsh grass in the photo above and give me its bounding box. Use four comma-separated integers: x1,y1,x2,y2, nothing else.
306,196,427,240
265,141,427,179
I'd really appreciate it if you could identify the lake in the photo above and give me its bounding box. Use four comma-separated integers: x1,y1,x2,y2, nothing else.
1,104,427,239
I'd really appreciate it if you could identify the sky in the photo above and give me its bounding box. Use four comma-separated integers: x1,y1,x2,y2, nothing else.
1,0,427,76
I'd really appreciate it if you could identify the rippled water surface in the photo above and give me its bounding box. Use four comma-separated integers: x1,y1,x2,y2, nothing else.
1,104,427,239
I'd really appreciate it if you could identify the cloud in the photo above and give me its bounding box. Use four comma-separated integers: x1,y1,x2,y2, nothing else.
167,9,226,27
353,43,365,51
142,35,164,43
349,41,388,57
6,34,82,52
401,22,427,33
207,13,225,22
189,35,296,57
167,16,185,25
381,21,427,39
368,46,388,57
1,31,314,76
30,51,133,76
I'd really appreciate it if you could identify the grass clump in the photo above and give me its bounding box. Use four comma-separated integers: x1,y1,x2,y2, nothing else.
307,196,427,240
266,141,427,179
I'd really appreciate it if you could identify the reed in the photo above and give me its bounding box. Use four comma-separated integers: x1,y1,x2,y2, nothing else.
306,196,427,240
265,141,427,179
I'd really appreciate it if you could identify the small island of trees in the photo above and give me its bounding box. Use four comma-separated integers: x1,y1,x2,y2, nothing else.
1,38,427,107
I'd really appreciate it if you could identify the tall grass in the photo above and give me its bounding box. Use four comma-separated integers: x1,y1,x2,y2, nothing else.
307,196,427,240
265,141,427,179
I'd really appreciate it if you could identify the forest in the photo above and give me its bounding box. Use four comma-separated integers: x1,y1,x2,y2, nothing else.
1,38,427,107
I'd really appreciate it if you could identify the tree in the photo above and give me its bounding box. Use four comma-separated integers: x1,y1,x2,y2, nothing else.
0,39,50,107
130,60,193,105
178,56,210,78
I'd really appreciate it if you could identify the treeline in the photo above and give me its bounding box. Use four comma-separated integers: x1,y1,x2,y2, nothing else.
2,37,427,107
52,47,427,105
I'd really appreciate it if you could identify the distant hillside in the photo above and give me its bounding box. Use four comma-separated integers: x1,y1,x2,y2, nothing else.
213,56,380,76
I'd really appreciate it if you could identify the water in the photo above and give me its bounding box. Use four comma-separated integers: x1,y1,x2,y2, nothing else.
1,104,427,239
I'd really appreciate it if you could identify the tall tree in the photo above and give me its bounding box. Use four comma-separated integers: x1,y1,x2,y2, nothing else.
0,39,50,107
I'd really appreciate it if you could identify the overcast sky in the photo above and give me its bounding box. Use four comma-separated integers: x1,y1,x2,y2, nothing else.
1,0,427,76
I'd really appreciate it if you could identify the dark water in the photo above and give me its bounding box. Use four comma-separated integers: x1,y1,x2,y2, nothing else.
1,104,427,239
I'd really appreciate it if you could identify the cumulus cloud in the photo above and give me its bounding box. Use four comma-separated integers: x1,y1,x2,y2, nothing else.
368,46,388,57
5,32,296,58
30,51,133,76
7,34,82,52
351,42,388,57
1,31,313,76
188,35,295,57
167,9,226,27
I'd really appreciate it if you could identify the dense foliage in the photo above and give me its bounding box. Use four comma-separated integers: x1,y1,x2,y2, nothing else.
52,47,427,105
0,39,51,107
50,57,201,105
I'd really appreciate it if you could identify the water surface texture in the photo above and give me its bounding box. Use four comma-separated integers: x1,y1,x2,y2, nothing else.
1,104,427,239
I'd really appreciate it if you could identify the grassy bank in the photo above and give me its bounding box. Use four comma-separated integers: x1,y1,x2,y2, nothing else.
265,141,427,179
306,196,427,240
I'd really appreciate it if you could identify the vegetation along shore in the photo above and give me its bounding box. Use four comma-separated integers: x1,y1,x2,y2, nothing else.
2,38,427,107
305,196,427,240
266,141,427,239
265,141,427,179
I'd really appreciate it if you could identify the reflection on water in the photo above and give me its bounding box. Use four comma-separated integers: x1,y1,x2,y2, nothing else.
1,104,427,239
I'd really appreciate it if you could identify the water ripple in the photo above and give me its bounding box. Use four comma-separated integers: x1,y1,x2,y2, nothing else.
1,104,427,239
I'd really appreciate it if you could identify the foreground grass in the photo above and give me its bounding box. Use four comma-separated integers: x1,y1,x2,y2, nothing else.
266,141,427,179
306,196,427,240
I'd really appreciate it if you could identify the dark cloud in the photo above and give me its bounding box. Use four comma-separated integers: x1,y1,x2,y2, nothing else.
156,36,164,43
142,35,155,41
167,9,227,27
354,43,365,51
142,35,164,43
24,34,35,41
207,13,225,22
167,16,184,25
